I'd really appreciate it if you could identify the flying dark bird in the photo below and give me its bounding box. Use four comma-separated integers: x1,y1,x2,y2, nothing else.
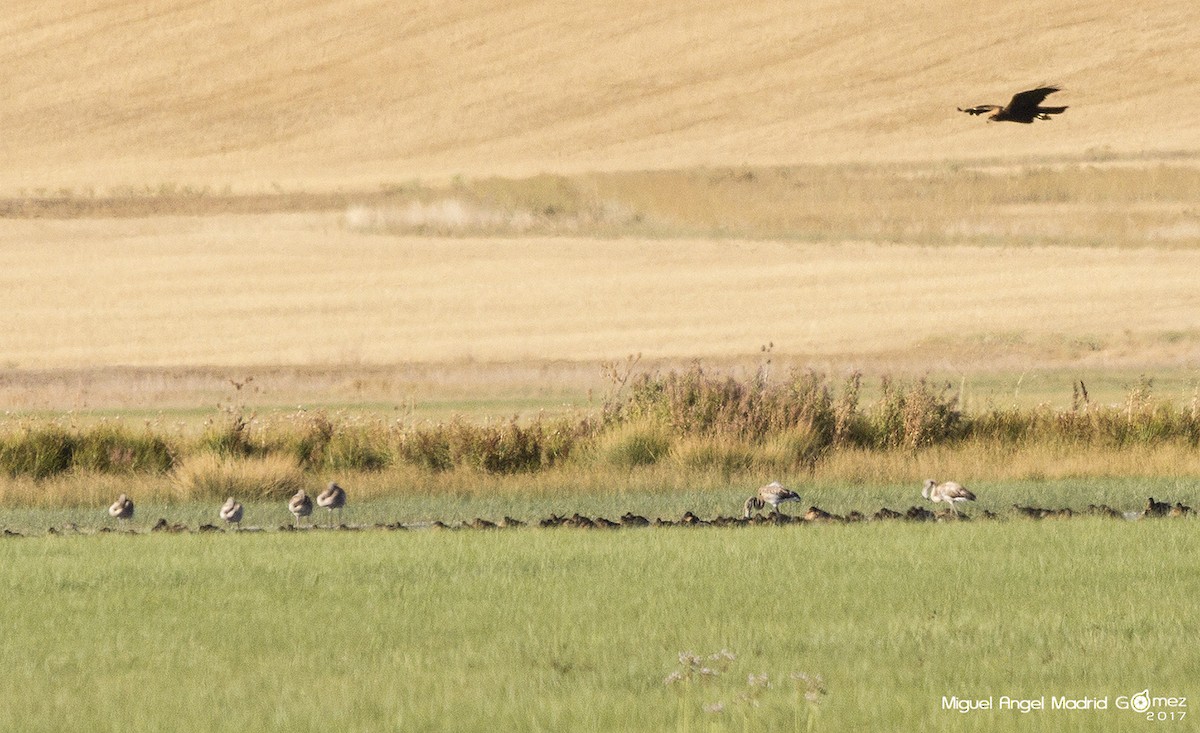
958,86,1067,123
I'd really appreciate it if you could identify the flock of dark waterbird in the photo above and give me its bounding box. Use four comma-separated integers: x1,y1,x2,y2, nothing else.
1,479,1194,538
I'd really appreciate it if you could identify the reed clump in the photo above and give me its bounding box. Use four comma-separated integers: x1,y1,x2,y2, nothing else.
604,366,966,455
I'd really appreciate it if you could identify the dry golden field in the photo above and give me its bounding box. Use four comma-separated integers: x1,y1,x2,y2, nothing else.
3,1,1200,414
5,209,1200,368
3,0,1198,192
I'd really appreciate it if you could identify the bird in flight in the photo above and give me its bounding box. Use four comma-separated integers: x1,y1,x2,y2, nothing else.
958,86,1067,123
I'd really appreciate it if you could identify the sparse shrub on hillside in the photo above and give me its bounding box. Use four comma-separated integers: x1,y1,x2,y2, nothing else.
344,181,647,238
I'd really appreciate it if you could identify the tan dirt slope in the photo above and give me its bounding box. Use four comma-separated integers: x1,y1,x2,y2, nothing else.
3,0,1198,193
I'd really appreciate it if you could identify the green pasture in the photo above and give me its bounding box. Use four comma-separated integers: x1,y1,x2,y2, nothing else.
1,518,1196,732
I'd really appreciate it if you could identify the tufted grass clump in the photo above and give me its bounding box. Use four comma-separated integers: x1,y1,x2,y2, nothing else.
590,420,672,468
171,452,306,502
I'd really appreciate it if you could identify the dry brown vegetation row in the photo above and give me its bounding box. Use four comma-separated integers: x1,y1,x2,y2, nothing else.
4,368,1198,493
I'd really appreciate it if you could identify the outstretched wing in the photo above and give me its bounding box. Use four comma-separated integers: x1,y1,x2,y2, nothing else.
1005,86,1060,114
958,105,1000,116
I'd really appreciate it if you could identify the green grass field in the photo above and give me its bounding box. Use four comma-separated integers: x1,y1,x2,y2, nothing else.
2,519,1195,732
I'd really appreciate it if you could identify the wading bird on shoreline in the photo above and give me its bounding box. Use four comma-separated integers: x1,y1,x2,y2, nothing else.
743,481,801,518
219,497,244,529
317,482,347,527
289,489,313,527
922,479,976,515
108,494,134,526
958,86,1067,123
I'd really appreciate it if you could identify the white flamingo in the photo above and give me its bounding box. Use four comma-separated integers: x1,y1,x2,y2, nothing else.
219,497,244,530
743,481,801,518
922,479,976,515
289,489,313,528
317,482,347,527
108,494,134,526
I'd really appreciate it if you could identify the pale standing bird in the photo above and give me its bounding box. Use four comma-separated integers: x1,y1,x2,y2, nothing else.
922,479,976,515
744,481,801,518
289,489,313,527
219,497,244,529
317,482,347,527
108,494,134,526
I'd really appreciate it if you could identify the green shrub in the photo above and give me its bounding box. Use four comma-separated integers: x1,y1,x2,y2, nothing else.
447,419,543,474
201,412,259,458
0,426,74,479
593,422,671,468
325,425,392,472
538,416,594,468
289,411,335,468
73,425,175,473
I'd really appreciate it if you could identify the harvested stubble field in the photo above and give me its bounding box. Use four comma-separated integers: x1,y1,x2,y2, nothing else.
5,165,1200,371
5,0,1200,730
